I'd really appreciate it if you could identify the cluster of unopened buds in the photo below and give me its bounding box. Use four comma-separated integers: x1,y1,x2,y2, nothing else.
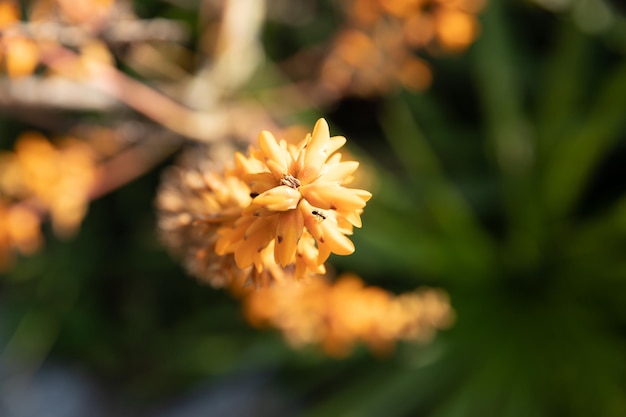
157,118,454,356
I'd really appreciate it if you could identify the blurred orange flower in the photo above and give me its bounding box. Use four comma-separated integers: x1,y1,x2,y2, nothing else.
245,273,455,356
0,132,96,237
2,35,39,77
0,0,18,28
0,201,42,271
320,26,432,97
29,0,115,29
318,0,485,97
349,0,485,52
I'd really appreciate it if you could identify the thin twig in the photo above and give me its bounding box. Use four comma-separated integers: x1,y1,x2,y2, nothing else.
0,76,120,110
2,19,189,46
37,44,266,142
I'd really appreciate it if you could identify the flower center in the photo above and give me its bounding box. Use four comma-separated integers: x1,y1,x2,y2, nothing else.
281,174,301,189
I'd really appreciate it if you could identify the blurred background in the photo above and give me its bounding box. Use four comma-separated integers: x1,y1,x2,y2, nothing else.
1,0,626,416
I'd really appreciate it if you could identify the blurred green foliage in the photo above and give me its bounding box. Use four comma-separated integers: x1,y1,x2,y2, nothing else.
2,0,626,416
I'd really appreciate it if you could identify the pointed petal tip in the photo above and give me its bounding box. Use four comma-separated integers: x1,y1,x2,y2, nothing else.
311,118,330,140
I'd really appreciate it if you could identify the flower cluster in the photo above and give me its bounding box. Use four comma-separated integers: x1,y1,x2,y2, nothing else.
244,274,455,357
318,0,486,97
0,132,95,270
0,0,131,79
158,119,371,287
156,144,284,289
157,119,454,356
0,0,39,77
216,118,371,280
0,200,42,271
349,0,485,52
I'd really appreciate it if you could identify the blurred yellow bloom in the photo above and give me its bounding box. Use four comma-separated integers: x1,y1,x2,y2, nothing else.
216,119,372,278
318,0,485,96
245,273,455,357
0,0,19,29
3,35,39,78
0,1,40,78
0,133,96,237
55,0,114,26
0,201,42,272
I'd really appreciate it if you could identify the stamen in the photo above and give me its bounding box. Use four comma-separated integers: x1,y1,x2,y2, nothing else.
281,174,301,189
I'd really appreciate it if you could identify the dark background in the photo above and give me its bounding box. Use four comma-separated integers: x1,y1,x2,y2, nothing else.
1,0,626,415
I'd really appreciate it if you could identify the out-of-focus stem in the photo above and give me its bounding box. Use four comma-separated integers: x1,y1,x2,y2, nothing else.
37,45,266,142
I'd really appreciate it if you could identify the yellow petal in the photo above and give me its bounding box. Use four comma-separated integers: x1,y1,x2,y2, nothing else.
254,185,301,211
300,200,323,241
215,216,255,254
319,161,359,183
300,182,368,212
296,233,326,274
259,131,289,178
328,136,347,155
319,220,355,255
341,210,362,228
235,151,263,175
235,217,276,268
317,242,332,264
299,119,333,184
243,205,274,218
352,188,373,202
243,172,276,194
301,200,354,257
275,208,304,266
266,159,288,181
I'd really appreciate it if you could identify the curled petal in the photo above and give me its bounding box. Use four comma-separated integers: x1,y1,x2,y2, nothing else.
319,161,359,183
300,200,323,239
300,119,335,184
259,131,289,178
296,233,326,276
327,136,347,156
294,135,309,176
275,209,304,266
235,151,264,175
316,242,332,265
254,185,301,211
301,200,354,258
243,172,276,194
242,205,274,218
235,217,277,268
300,182,369,212
215,216,255,254
341,210,362,228
319,220,355,255
352,189,373,202
266,159,289,181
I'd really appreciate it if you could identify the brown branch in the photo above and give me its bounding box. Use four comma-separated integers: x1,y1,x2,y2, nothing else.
0,76,120,110
89,134,182,200
36,44,269,142
2,19,189,46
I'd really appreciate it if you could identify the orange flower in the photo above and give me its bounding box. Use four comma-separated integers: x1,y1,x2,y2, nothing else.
0,201,42,272
0,133,96,237
316,0,485,97
244,273,455,357
157,145,324,289
0,0,19,29
216,119,372,278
